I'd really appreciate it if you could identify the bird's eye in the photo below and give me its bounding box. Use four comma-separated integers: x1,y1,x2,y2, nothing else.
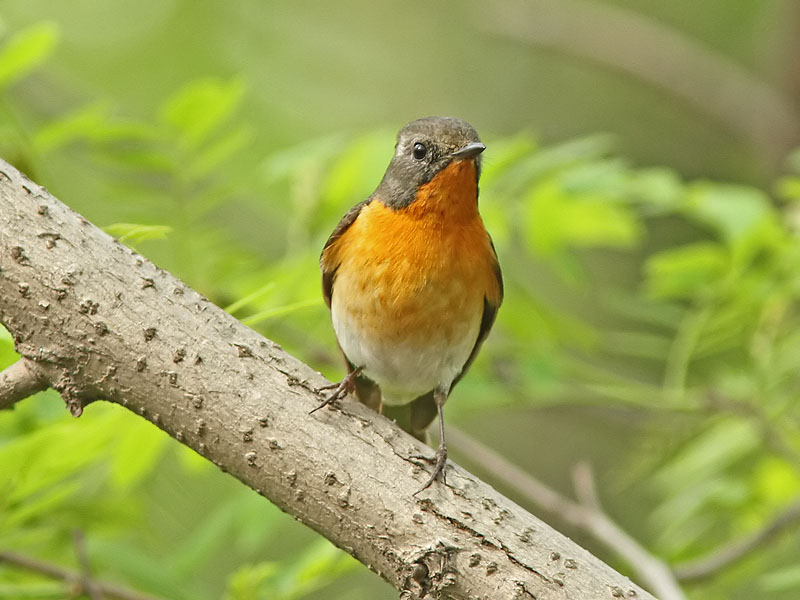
412,142,427,160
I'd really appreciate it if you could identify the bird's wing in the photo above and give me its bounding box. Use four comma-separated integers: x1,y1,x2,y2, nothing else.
320,199,371,308
452,239,503,388
320,199,382,405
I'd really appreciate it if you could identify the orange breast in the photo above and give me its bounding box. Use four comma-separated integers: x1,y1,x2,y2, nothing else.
325,159,500,348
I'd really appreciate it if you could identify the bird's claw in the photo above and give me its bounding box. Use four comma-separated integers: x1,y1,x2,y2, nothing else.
413,446,448,495
310,368,362,414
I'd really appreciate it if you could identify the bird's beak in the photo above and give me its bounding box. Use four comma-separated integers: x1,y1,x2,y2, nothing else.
451,142,486,159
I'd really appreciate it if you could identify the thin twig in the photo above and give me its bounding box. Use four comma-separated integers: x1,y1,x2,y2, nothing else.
674,498,800,581
0,550,161,600
0,358,48,410
571,461,602,511
448,426,687,600
73,530,105,600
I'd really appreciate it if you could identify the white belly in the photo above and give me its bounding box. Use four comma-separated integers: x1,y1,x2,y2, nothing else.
331,287,481,406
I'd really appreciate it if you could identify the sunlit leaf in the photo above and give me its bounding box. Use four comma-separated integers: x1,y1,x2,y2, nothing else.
267,539,359,600
109,416,169,491
161,77,246,149
752,458,800,507
477,133,538,188
525,179,641,255
186,125,252,180
225,562,279,600
103,223,172,245
241,298,320,326
34,101,156,153
0,22,59,89
643,242,728,300
760,565,800,592
775,176,800,202
225,282,276,315
683,183,773,244
630,167,684,209
261,135,342,185
321,130,393,209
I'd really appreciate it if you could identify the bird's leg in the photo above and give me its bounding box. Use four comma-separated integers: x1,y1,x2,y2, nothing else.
414,388,448,494
310,367,362,414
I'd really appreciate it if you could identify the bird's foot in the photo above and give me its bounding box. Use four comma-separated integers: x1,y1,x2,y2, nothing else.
310,367,362,414
413,444,447,495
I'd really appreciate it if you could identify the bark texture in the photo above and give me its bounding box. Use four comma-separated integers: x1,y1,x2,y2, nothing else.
0,158,656,600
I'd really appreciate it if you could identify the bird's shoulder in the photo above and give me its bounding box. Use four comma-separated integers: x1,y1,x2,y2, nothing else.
320,197,374,307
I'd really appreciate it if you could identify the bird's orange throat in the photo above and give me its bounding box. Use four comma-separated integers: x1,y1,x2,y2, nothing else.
403,159,479,224
324,157,497,294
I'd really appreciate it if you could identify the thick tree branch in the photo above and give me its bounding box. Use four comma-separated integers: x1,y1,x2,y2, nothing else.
0,357,47,409
0,550,160,600
0,158,655,599
448,427,685,600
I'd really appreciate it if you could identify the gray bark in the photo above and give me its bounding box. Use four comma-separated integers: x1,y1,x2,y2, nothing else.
0,158,656,600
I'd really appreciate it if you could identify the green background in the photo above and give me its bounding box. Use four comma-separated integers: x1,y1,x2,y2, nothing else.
1,1,800,598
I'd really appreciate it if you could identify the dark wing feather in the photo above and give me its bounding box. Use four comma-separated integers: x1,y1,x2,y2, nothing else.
452,244,503,389
321,200,383,409
320,199,371,308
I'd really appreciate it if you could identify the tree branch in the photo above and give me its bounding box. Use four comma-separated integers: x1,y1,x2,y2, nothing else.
0,358,47,409
73,530,105,600
0,158,655,599
448,426,686,600
674,498,800,582
0,550,159,600
479,0,800,162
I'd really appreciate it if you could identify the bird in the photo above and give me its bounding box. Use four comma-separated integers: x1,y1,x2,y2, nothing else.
315,116,503,492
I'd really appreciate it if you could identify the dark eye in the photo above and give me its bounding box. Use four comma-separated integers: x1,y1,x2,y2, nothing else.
412,142,427,160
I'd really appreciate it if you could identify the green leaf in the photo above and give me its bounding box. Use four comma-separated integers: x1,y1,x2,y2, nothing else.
775,176,800,202
109,417,168,491
752,458,800,507
225,562,279,600
261,135,342,185
225,282,277,315
103,223,172,245
34,101,156,153
525,179,641,255
630,167,684,209
683,183,773,244
286,540,358,598
0,409,123,532
643,242,728,300
0,22,59,89
241,298,320,326
0,324,16,370
0,582,70,598
269,540,358,600
321,130,393,209
651,418,760,541
476,133,538,189
603,330,671,360
186,125,252,180
560,158,629,196
492,134,614,196
161,77,246,149
760,564,800,592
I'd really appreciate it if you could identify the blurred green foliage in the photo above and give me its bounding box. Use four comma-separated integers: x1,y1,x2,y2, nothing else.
1,4,800,600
